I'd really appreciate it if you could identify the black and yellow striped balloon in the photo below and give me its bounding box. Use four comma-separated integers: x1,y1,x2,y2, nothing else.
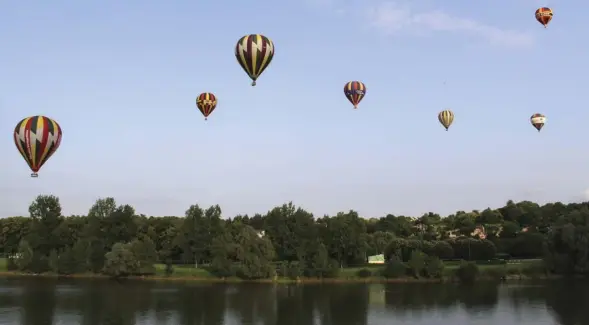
438,110,454,131
235,34,275,86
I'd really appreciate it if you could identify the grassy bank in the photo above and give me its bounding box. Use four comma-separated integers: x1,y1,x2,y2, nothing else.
0,258,550,283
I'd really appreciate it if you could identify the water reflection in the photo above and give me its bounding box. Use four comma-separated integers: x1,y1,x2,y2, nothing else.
0,277,586,325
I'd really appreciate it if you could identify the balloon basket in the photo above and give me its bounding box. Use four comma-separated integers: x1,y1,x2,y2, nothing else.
30,173,38,178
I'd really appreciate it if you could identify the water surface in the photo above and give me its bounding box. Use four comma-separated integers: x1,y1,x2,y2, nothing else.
0,277,585,325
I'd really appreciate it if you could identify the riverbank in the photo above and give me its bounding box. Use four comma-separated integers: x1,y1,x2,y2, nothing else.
0,260,556,283
0,270,559,283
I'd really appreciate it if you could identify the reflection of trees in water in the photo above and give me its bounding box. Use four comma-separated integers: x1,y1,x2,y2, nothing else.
505,283,546,313
544,280,589,325
80,279,154,325
14,279,589,325
176,283,226,325
383,283,499,316
223,284,370,325
21,278,57,325
0,278,23,323
225,283,277,325
315,285,369,325
272,284,315,325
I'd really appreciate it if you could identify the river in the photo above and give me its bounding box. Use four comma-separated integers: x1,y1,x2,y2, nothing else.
0,277,585,325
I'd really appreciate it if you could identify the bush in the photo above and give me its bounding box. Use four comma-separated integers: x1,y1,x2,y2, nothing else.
208,258,234,278
286,262,303,279
356,268,373,278
424,256,444,278
322,260,341,278
6,258,17,271
164,260,174,276
408,251,426,278
382,256,407,278
455,261,479,284
276,262,288,277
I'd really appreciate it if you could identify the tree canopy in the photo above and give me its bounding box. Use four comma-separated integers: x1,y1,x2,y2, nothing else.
2,195,589,278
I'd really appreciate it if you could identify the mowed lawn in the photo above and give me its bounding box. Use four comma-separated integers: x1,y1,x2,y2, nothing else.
0,257,540,278
338,259,541,278
154,264,214,278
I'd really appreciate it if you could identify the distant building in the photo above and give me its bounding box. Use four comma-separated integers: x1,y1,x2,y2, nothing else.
471,225,486,239
368,254,385,264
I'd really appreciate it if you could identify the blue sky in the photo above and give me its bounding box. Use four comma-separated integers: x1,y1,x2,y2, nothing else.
0,0,588,219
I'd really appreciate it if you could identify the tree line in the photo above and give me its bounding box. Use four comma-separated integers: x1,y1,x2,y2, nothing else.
2,195,588,278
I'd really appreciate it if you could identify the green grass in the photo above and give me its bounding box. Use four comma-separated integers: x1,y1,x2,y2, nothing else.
0,257,542,280
154,264,214,278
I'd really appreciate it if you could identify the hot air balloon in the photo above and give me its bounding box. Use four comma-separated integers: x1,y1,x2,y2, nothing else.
13,115,62,177
530,113,546,131
535,7,553,28
438,110,454,131
196,92,217,120
344,81,366,109
235,34,275,86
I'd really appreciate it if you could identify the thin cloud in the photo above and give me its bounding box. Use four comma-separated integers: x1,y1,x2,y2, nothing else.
365,1,534,47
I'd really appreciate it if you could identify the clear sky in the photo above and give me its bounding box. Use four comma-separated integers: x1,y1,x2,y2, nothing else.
0,0,587,219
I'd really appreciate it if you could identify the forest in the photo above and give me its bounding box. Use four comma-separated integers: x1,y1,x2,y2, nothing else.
2,195,588,280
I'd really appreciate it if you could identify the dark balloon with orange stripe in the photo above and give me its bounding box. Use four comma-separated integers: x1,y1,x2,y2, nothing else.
344,81,366,109
13,115,62,177
196,93,217,120
535,7,553,28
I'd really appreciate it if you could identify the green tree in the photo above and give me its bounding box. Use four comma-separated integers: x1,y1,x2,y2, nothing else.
129,237,157,275
264,202,318,262
27,195,63,256
322,210,368,266
408,250,426,277
103,243,139,277
15,239,33,271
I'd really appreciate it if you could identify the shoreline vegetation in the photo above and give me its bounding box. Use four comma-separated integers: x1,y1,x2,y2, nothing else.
0,257,555,284
1,195,587,284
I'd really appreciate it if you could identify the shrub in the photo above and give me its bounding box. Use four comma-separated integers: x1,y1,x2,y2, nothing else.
455,261,479,284
356,268,373,278
164,260,174,276
323,260,341,278
286,261,303,279
408,251,426,278
6,258,17,271
208,258,234,278
382,256,407,278
276,262,288,277
424,256,444,278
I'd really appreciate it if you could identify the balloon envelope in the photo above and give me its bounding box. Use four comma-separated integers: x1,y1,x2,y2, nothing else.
13,115,62,177
196,92,217,120
343,81,366,109
235,34,275,86
535,7,553,27
438,110,454,131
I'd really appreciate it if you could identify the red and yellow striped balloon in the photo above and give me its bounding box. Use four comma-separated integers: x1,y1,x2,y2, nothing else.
535,7,553,28
196,93,217,120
